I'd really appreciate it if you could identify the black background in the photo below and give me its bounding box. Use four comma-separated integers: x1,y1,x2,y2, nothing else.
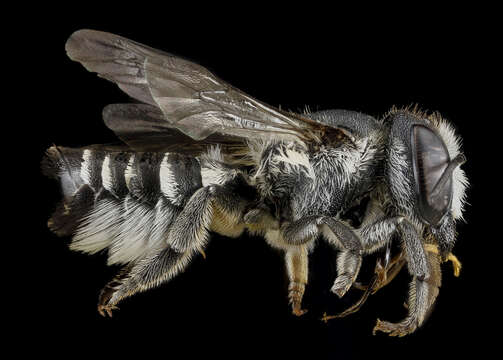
21,5,493,359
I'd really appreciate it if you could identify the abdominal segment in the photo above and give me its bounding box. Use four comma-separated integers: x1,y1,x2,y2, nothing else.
43,146,203,265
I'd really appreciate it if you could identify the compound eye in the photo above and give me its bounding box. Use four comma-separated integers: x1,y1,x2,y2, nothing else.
412,125,452,226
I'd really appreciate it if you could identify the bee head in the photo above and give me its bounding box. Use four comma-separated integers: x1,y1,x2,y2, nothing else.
384,108,468,227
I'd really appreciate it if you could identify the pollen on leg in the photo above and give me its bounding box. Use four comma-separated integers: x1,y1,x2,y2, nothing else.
446,253,462,277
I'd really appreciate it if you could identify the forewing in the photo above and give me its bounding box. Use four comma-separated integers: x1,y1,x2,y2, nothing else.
66,30,321,143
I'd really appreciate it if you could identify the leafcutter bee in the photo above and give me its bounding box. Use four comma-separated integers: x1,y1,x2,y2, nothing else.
43,30,468,336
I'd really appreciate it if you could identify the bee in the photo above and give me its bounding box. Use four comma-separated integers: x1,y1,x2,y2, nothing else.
43,30,468,336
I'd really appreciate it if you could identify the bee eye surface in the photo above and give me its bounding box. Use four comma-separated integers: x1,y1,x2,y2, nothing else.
411,125,452,226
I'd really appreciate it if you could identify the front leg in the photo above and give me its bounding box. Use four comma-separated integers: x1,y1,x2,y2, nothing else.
373,219,435,337
285,245,309,316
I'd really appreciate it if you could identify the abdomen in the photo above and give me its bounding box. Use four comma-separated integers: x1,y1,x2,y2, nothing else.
42,146,202,265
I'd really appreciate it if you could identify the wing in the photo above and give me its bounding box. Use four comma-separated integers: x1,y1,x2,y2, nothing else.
65,29,329,146
101,103,249,159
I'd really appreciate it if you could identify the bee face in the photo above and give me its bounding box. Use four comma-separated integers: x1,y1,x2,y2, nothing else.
385,110,468,228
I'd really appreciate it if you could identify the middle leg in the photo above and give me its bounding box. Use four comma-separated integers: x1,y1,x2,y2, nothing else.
285,245,309,316
281,216,363,298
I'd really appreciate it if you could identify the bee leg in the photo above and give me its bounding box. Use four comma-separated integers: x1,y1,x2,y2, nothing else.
446,253,462,277
430,214,456,258
96,186,217,313
374,254,441,337
100,246,194,312
168,186,215,253
243,204,279,232
331,250,362,298
319,217,363,298
424,243,461,277
97,264,133,317
281,216,323,245
355,251,406,292
324,251,407,321
322,273,378,322
353,213,405,293
96,181,260,312
373,219,435,337
279,218,321,316
282,216,364,298
356,197,404,252
372,252,407,293
359,216,405,253
285,245,309,316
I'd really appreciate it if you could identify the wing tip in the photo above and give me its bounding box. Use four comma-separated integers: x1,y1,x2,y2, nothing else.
102,104,125,130
102,103,115,122
65,29,119,61
65,29,94,59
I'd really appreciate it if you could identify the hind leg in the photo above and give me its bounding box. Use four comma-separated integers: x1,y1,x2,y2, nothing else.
97,185,217,314
97,180,257,315
98,245,196,316
98,264,133,317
